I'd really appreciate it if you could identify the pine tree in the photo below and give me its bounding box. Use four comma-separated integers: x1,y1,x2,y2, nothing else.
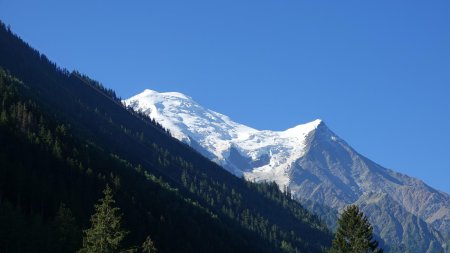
78,185,128,253
329,205,383,253
53,203,81,252
141,235,157,253
280,240,295,253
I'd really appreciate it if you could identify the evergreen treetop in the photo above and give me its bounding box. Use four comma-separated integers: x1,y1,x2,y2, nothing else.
78,185,128,253
330,205,383,253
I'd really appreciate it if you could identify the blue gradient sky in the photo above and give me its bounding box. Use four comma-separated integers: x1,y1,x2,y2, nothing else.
1,1,449,193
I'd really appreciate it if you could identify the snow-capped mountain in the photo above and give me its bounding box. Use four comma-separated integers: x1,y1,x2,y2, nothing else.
124,89,450,253
123,89,321,186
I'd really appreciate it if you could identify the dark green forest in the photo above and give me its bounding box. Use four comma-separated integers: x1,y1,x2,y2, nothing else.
0,21,332,253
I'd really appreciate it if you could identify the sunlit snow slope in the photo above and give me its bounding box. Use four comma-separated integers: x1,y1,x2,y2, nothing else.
124,89,324,187
124,89,450,253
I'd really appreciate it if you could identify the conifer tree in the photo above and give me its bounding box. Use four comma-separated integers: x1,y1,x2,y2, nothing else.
53,203,80,252
330,205,383,253
78,185,128,253
141,235,157,253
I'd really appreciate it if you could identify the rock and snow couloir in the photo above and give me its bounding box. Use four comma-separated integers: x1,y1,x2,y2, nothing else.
124,89,450,253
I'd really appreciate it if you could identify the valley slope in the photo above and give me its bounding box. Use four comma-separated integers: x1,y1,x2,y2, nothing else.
0,22,332,253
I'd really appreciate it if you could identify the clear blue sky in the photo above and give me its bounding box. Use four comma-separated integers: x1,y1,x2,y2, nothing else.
1,0,449,193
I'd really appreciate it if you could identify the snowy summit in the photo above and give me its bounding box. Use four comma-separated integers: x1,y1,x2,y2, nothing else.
124,89,330,187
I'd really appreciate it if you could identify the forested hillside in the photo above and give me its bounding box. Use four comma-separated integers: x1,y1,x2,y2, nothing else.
0,21,331,253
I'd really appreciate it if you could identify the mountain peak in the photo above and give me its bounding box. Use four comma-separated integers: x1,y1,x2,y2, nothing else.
134,89,192,101
305,118,325,129
161,91,191,100
297,119,324,129
124,91,333,185
137,89,158,97
312,118,324,125
142,88,157,94
281,119,324,138
312,119,330,130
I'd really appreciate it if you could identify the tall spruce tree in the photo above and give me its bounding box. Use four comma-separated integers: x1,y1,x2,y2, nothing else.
141,235,157,253
78,185,128,253
329,205,383,253
53,203,81,252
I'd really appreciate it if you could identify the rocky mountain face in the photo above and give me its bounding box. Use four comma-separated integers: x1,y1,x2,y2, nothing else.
124,89,449,252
